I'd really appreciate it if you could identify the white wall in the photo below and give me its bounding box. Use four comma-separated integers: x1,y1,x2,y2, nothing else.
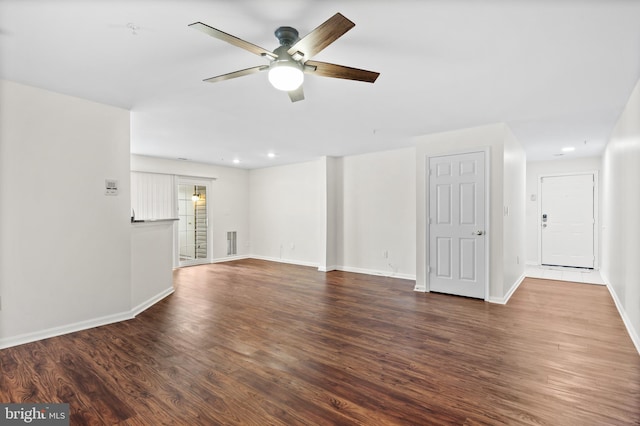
415,123,526,301
502,127,527,297
338,148,416,279
249,160,322,266
319,157,338,271
131,155,250,261
131,222,174,312
601,78,640,351
0,80,131,346
248,149,417,279
525,157,601,265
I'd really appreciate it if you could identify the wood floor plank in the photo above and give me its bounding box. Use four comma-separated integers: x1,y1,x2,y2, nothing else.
1,260,639,425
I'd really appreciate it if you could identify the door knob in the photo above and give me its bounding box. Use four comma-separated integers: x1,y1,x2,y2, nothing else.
474,230,484,235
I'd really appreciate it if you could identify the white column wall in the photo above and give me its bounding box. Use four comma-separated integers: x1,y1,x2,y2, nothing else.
0,80,131,346
601,78,640,352
502,126,527,297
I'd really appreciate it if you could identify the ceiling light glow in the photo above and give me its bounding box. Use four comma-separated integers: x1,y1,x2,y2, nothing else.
268,152,276,158
268,61,304,91
233,159,240,164
561,146,575,152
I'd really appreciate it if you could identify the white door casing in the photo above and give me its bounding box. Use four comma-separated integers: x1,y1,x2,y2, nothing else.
428,151,487,299
176,177,211,267
540,173,595,268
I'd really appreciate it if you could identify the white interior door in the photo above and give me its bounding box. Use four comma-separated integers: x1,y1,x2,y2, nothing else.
428,151,486,299
540,174,594,268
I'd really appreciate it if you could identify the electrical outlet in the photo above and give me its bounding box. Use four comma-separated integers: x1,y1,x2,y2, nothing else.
383,250,389,259
516,256,520,264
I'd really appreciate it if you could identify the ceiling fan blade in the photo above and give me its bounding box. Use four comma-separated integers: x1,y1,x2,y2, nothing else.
288,86,305,102
189,22,278,60
287,13,355,61
203,65,269,83
305,60,379,83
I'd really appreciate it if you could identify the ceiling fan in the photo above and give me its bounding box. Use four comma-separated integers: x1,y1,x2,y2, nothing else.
188,13,380,102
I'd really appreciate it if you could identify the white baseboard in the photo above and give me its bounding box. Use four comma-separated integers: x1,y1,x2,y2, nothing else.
211,255,250,263
318,265,338,272
603,276,640,355
0,259,416,349
250,255,319,268
131,287,174,317
414,274,526,302
209,256,416,281
247,257,416,281
488,273,526,304
335,265,416,281
0,287,176,350
0,310,134,350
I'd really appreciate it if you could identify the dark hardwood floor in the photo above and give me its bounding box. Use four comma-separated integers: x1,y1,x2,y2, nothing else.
1,259,639,425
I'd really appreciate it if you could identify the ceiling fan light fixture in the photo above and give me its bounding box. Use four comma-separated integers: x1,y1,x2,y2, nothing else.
268,61,304,91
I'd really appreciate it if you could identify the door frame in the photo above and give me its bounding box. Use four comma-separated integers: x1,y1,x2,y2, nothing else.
176,176,213,268
425,147,491,301
536,171,599,269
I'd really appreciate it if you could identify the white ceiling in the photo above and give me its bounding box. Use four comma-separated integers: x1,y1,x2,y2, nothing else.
2,0,640,169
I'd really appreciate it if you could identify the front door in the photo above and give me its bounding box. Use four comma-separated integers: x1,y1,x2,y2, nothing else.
428,151,486,299
540,174,595,268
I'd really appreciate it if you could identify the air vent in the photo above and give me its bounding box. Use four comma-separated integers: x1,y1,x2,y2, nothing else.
227,231,237,256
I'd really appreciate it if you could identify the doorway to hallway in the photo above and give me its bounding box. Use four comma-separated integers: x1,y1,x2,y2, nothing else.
177,179,210,267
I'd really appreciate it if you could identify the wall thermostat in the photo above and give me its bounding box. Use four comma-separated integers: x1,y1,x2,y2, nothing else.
105,179,119,196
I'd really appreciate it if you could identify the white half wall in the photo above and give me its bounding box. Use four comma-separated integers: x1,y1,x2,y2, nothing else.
601,78,640,352
131,221,175,314
0,80,131,345
525,157,601,265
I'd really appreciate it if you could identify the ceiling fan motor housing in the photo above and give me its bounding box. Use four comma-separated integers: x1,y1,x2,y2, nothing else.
274,26,299,46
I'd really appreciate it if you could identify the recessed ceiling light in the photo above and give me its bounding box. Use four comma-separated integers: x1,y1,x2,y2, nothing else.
561,146,575,152
233,159,240,164
126,23,140,35
267,152,276,158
